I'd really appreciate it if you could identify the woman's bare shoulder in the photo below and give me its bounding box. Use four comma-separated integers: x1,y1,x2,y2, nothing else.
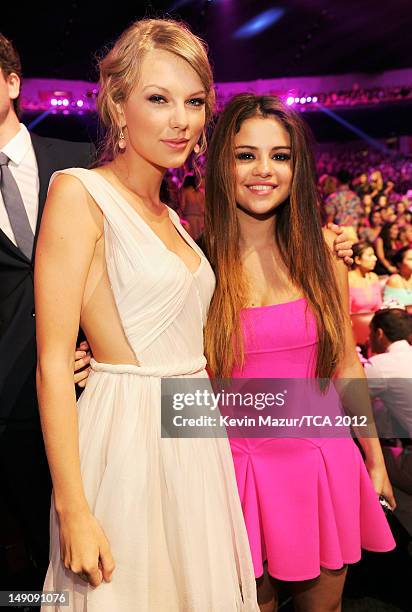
46,172,103,233
386,274,403,288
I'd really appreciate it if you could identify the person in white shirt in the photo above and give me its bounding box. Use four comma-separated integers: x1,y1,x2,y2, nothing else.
364,306,412,437
364,305,412,535
0,33,93,591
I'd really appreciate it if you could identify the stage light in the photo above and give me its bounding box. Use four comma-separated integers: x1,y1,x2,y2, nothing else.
286,96,295,105
307,96,312,102
62,99,69,107
233,8,285,39
294,97,300,103
312,96,318,103
57,100,62,106
50,98,58,106
300,97,306,104
76,100,84,108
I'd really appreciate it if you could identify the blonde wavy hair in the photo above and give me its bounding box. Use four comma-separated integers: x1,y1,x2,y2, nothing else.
96,18,215,162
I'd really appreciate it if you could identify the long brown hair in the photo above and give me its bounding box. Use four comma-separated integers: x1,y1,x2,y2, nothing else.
204,94,344,378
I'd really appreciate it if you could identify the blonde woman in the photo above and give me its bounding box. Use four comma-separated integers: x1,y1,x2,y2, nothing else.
35,19,259,611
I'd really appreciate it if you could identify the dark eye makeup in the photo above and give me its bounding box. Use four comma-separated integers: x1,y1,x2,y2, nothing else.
148,95,206,107
235,151,291,161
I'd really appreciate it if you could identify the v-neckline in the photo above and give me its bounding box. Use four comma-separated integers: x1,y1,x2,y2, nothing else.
89,169,203,277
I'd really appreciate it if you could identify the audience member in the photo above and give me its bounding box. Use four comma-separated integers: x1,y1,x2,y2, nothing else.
384,247,412,306
365,307,412,536
324,169,362,241
375,222,401,275
349,242,382,313
365,306,412,436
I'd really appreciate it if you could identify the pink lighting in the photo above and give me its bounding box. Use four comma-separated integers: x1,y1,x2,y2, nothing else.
76,99,84,108
50,98,58,106
62,99,69,107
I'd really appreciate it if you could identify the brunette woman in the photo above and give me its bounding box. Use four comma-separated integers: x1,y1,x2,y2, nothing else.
204,95,395,612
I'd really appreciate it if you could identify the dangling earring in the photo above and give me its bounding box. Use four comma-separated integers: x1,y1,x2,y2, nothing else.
118,128,126,150
194,130,207,156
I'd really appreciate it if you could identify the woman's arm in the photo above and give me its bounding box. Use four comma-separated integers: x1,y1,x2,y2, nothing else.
323,229,396,509
35,174,114,585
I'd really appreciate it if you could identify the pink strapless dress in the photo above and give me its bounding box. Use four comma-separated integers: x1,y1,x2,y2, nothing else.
229,298,395,581
349,282,383,314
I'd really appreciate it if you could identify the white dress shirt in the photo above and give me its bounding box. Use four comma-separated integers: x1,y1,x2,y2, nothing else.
0,123,39,244
364,340,412,436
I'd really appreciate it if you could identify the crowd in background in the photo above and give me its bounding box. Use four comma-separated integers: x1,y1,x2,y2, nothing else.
317,150,412,312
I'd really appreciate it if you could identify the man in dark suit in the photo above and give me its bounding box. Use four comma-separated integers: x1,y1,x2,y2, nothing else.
0,33,94,589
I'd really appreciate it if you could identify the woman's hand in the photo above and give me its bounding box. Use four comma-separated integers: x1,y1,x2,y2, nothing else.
365,460,397,511
327,223,354,266
74,340,91,388
59,509,115,587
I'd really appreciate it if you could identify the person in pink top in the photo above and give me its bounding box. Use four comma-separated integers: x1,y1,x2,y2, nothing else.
203,94,396,612
348,242,383,313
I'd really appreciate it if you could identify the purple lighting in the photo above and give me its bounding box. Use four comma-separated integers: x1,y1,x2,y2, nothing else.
62,99,69,107
286,96,295,105
76,100,84,108
300,97,307,104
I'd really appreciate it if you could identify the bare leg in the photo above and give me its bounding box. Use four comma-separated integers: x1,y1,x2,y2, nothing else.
257,564,279,612
289,565,348,612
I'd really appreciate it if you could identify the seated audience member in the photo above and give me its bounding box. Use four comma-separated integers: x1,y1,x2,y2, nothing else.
349,242,382,313
398,224,412,248
324,169,362,241
364,306,412,536
384,179,397,205
384,247,412,306
318,173,338,200
370,169,385,203
380,205,397,224
354,172,372,199
375,222,401,275
364,305,412,436
361,193,373,216
358,209,382,243
396,201,408,226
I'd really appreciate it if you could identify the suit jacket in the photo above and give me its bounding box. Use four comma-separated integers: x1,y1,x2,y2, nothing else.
0,133,95,428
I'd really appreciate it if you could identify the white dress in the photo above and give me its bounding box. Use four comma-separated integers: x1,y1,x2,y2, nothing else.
42,168,258,612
